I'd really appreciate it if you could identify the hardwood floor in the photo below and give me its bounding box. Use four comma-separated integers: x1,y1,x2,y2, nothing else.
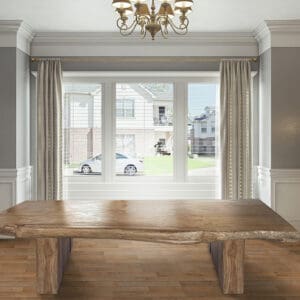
1,239,300,299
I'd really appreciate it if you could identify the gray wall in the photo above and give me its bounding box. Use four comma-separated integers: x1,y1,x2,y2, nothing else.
16,49,30,168
271,47,300,169
0,47,30,170
0,48,17,168
259,49,272,168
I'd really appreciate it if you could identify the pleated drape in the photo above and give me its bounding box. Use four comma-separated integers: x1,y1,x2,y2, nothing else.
220,60,252,200
37,60,63,200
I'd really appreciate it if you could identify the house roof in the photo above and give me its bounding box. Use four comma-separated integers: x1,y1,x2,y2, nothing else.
194,115,208,121
135,83,173,102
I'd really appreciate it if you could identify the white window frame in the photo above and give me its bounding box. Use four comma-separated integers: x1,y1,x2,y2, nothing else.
63,72,221,200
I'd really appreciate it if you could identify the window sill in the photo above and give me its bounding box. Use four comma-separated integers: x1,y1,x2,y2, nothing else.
63,176,220,200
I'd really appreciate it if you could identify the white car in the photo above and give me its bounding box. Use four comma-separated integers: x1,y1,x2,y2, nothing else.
79,153,144,176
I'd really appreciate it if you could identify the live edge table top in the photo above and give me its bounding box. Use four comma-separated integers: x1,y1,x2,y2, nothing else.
0,200,299,244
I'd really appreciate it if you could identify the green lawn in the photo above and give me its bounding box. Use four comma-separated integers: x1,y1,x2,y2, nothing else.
66,156,216,176
144,156,216,176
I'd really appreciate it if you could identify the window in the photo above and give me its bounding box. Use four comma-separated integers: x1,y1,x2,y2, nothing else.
62,75,221,200
63,83,102,176
187,84,219,181
116,99,135,118
116,83,174,177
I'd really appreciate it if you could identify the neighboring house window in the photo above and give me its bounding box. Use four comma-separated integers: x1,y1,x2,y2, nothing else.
158,106,166,125
159,138,166,145
201,127,207,133
116,99,135,118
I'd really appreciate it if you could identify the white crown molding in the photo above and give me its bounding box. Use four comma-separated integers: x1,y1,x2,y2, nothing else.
254,20,300,55
31,31,258,57
254,22,271,55
0,20,34,55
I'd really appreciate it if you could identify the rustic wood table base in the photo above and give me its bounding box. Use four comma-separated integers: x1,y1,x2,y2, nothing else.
36,237,246,295
210,240,245,294
1,200,299,295
36,237,72,294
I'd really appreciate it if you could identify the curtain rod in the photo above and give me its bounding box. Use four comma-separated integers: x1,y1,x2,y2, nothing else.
31,56,258,63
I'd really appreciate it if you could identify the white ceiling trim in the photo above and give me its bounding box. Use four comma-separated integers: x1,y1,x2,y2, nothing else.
31,32,258,57
0,20,34,55
2,19,300,57
254,20,300,55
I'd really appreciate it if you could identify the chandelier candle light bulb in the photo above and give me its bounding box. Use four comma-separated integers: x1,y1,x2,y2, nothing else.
112,0,194,40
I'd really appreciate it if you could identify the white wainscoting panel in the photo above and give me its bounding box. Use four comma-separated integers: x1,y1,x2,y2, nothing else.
255,166,300,230
272,169,300,231
0,167,32,212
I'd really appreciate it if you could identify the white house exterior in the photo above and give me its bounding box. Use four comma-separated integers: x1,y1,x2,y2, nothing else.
64,83,174,164
189,106,216,155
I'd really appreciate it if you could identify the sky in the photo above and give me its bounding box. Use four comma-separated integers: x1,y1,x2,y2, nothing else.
188,84,218,117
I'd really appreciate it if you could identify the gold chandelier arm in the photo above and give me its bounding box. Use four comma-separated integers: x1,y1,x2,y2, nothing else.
156,17,169,39
117,16,138,31
119,19,139,36
160,27,168,39
167,17,189,35
141,27,148,39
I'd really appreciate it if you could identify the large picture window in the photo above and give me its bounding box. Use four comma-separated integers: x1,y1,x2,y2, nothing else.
63,75,220,200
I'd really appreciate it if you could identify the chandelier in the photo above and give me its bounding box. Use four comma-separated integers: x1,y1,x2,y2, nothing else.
112,0,194,40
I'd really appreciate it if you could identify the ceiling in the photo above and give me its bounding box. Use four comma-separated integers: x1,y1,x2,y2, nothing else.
0,0,300,33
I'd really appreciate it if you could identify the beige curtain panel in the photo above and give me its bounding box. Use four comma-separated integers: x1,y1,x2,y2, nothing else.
37,60,63,200
220,60,252,200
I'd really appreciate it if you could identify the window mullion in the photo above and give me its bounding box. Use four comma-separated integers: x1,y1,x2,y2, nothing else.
174,82,188,182
102,82,116,182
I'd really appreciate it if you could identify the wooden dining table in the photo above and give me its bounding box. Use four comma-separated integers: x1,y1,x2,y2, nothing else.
0,199,299,295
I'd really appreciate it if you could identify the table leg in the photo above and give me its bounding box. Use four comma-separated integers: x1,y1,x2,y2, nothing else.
209,240,245,295
36,237,72,294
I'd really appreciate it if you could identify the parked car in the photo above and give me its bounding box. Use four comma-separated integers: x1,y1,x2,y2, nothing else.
78,153,144,176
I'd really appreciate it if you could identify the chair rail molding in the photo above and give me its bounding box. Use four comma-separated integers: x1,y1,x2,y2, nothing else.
0,166,32,212
0,20,34,55
254,20,300,55
31,31,258,57
256,166,300,230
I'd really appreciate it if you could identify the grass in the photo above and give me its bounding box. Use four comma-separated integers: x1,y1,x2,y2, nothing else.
144,156,216,176
66,156,216,176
